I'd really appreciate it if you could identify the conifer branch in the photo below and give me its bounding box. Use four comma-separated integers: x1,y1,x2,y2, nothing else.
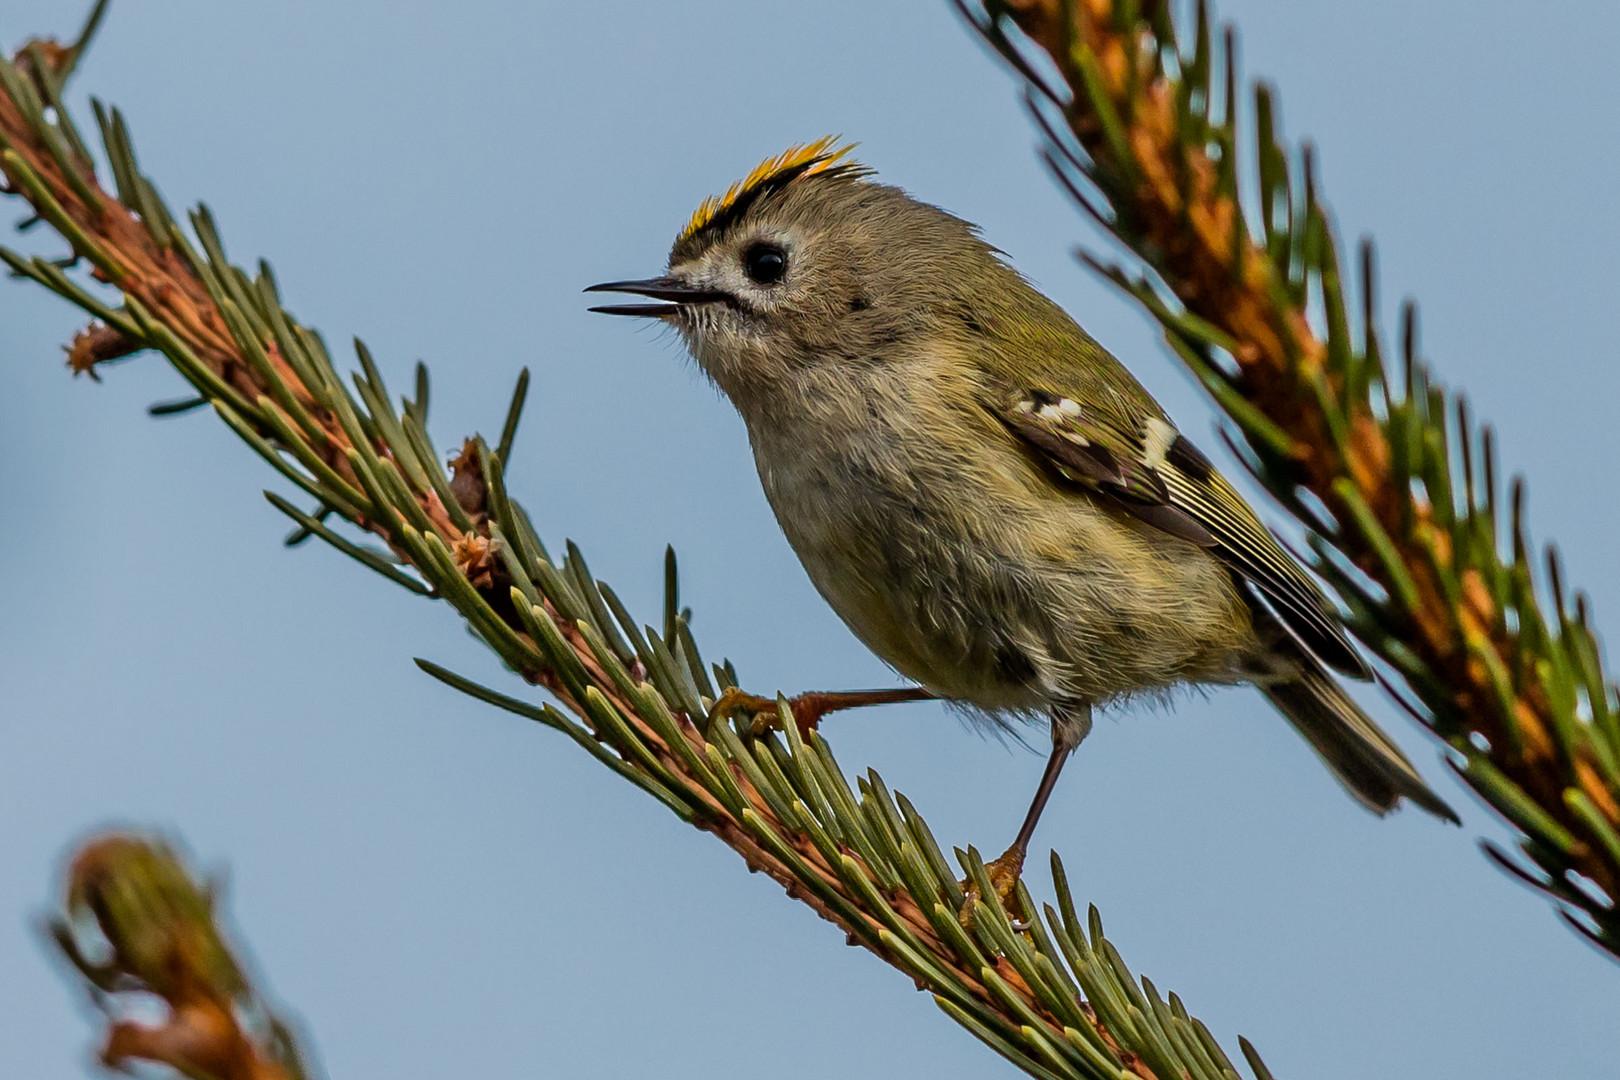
4,8,1283,1079
46,833,315,1080
964,0,1620,954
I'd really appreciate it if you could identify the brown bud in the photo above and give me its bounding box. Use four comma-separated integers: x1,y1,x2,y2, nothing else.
447,438,487,519
451,531,504,589
66,322,140,378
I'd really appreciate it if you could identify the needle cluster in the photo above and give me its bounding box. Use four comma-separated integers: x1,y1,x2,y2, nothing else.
965,0,1620,955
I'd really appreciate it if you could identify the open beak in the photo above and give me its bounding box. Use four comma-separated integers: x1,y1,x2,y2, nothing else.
585,276,730,318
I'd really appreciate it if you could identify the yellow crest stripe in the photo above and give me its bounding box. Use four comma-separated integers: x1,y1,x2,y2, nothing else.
678,137,861,243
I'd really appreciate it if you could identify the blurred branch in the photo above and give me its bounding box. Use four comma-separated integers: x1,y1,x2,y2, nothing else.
13,0,110,88
48,833,314,1080
961,0,1620,954
4,7,1286,1080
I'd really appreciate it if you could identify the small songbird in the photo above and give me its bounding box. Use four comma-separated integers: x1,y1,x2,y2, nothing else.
588,139,1454,898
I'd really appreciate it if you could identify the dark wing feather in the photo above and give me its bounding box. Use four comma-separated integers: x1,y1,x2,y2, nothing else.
993,384,1371,680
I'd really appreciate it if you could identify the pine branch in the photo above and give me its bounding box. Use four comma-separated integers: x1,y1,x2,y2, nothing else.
3,8,1284,1079
46,832,316,1080
963,0,1620,955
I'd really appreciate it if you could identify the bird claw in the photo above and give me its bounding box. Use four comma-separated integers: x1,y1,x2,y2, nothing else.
706,686,776,736
706,686,934,739
958,844,1028,930
706,687,821,739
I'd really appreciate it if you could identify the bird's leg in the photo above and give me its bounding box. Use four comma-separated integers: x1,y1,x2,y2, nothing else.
707,686,935,738
962,703,1092,926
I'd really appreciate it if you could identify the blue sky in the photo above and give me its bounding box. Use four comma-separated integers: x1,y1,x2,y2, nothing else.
2,2,1617,1077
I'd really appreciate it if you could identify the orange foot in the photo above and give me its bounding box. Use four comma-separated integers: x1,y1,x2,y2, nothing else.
706,686,934,738
959,844,1028,929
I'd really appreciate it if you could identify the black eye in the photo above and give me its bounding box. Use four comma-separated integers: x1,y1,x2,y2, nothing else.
743,242,787,285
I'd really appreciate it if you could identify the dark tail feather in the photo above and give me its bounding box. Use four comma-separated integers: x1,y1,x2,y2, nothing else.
1262,664,1459,824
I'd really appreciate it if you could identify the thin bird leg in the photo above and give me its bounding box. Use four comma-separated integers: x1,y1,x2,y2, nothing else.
707,686,936,737
963,704,1091,924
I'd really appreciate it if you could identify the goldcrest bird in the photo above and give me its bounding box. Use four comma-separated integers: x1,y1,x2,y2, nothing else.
588,139,1455,897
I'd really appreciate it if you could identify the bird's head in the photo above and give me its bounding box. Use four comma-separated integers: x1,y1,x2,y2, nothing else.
588,138,1001,408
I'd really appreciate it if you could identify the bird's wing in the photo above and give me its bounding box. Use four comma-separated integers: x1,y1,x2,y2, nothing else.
989,382,1370,680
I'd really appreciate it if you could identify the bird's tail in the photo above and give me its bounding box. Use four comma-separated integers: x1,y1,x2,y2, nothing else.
1261,661,1458,824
